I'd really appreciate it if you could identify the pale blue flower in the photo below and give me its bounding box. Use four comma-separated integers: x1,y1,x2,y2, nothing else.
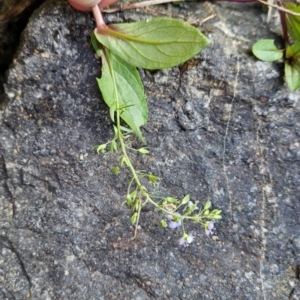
166,214,182,229
205,221,215,237
168,220,182,229
187,201,198,209
186,201,199,211
178,233,194,247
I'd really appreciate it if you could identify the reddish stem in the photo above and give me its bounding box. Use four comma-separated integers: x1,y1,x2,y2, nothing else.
92,4,106,30
278,1,289,46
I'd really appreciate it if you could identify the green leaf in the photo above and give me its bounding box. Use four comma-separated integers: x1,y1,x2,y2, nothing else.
94,17,210,70
110,166,120,175
180,194,190,205
203,200,211,211
286,41,300,59
95,143,107,153
113,125,118,137
137,147,149,154
120,126,133,133
126,192,135,206
96,47,148,141
109,140,118,152
284,3,300,41
91,32,102,57
160,219,167,228
120,156,128,167
130,189,138,200
133,199,140,211
285,59,300,91
210,215,222,220
109,103,116,123
164,197,178,204
252,39,283,62
147,173,160,184
130,212,138,224
186,203,197,214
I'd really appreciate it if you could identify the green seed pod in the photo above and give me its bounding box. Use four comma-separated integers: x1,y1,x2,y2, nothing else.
130,212,138,224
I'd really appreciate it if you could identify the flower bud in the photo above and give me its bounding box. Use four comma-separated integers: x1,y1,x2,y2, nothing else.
68,0,101,11
130,212,138,224
203,200,212,210
68,0,119,11
160,220,167,228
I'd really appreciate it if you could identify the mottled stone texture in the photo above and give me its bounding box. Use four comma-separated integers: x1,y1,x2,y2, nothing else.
0,0,300,299
0,0,46,103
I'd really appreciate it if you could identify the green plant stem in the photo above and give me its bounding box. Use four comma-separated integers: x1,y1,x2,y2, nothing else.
117,123,143,189
117,123,144,237
106,48,146,237
107,49,140,188
145,196,207,224
107,44,211,234
116,114,210,232
181,221,186,235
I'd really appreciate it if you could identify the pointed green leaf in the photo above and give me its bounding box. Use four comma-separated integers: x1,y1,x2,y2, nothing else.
211,215,222,220
285,60,300,91
95,143,107,153
212,209,222,215
180,194,190,205
164,197,178,204
126,193,134,206
137,147,149,154
286,41,300,59
133,199,140,211
284,3,300,41
94,17,210,70
130,212,138,224
96,48,148,141
113,125,118,137
109,103,116,123
120,155,129,167
252,39,283,62
91,32,102,57
203,200,211,210
130,189,138,200
119,125,133,133
147,173,160,184
109,140,118,152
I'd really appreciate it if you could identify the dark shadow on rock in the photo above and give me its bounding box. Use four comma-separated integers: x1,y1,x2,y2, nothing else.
0,0,47,104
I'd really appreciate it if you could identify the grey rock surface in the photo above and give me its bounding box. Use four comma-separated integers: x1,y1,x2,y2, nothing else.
0,0,300,299
0,0,46,102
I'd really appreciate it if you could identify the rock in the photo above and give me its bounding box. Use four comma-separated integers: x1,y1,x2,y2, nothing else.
0,0,299,299
0,0,47,103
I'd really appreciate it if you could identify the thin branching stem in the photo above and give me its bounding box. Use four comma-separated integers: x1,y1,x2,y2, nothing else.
107,49,146,237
